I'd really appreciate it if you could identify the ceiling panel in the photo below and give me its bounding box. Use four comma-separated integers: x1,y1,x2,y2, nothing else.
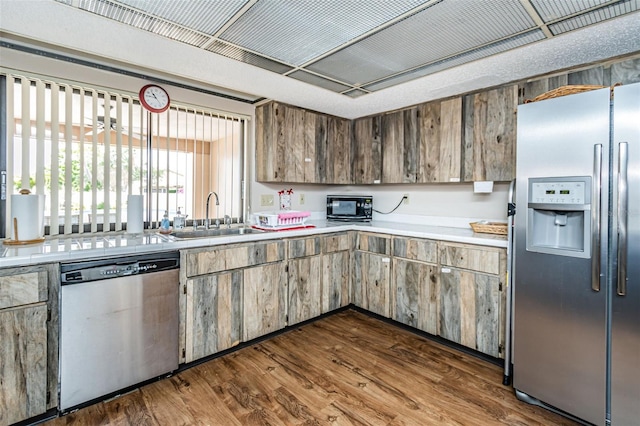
364,29,546,91
548,0,639,35
204,40,293,74
530,0,614,22
116,0,249,35
306,0,536,86
287,70,351,93
219,0,433,66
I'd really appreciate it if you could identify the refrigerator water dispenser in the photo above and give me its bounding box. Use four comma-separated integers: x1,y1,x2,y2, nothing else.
526,176,591,258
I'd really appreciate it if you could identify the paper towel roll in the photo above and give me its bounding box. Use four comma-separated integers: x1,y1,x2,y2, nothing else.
126,195,144,234
11,192,45,241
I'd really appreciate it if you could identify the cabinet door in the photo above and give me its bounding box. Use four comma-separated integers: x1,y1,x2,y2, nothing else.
0,304,47,425
283,105,306,183
243,263,287,341
353,116,382,184
392,259,439,335
321,250,350,313
288,256,322,325
417,97,462,183
439,268,501,357
353,251,391,317
382,109,418,183
325,116,352,184
185,271,242,363
462,85,517,182
255,102,284,182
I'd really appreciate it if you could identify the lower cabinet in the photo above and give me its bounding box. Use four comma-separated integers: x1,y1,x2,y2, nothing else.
392,258,439,335
439,243,506,358
353,251,391,317
243,262,287,341
0,264,56,426
184,271,242,363
0,304,48,426
321,232,352,314
287,255,322,325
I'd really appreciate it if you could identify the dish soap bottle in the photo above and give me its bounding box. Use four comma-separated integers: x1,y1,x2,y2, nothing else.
173,208,186,230
160,211,171,233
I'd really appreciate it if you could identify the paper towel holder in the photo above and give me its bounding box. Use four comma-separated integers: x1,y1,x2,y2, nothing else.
5,189,46,245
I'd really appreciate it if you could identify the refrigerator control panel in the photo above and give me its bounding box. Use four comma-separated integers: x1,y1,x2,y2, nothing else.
530,180,587,204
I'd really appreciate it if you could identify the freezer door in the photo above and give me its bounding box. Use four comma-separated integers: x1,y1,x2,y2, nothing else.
513,88,610,425
610,82,640,425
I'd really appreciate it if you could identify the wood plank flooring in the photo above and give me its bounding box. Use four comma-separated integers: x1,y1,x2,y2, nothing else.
45,310,577,425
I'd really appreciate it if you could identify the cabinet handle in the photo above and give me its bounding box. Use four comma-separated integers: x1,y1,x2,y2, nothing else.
441,267,451,273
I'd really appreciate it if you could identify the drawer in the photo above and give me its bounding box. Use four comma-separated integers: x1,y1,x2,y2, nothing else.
439,243,503,275
184,240,285,277
356,232,391,255
288,236,321,259
322,232,351,253
392,237,438,264
0,269,48,309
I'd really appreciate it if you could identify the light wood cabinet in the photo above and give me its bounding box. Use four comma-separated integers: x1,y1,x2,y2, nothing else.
438,242,506,358
353,116,382,184
382,108,418,183
243,262,287,341
0,265,57,425
321,232,352,313
325,116,352,184
184,240,285,277
462,85,517,182
255,101,285,182
184,271,242,363
417,97,463,183
354,233,391,317
287,237,322,325
391,237,439,334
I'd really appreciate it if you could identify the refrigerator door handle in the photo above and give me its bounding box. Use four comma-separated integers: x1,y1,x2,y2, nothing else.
592,144,602,292
617,142,628,296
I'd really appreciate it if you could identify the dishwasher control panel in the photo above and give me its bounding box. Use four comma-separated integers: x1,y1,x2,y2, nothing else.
61,253,179,284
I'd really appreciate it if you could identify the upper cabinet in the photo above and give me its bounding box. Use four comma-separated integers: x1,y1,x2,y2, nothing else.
462,85,518,182
381,108,419,183
417,97,463,183
353,116,382,184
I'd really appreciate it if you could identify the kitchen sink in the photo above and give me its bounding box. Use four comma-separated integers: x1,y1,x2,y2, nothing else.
169,227,260,239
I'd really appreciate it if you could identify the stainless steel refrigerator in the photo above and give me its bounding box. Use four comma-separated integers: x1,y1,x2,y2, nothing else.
513,82,639,425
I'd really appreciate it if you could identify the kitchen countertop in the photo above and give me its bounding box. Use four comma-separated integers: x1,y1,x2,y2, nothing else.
0,220,507,268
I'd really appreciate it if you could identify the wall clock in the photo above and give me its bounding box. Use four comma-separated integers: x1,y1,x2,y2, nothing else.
139,84,170,113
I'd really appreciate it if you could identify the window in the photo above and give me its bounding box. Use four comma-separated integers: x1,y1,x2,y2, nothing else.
2,72,246,236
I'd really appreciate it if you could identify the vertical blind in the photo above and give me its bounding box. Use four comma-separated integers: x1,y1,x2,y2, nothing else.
3,71,246,236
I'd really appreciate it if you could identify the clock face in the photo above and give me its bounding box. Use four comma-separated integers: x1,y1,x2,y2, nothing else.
139,85,170,113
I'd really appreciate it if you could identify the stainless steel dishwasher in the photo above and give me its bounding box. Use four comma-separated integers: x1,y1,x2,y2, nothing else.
59,252,180,411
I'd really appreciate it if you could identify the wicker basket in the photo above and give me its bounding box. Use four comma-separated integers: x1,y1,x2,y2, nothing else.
469,222,508,235
524,84,607,103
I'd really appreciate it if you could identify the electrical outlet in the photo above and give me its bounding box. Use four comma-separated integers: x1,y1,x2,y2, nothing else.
260,194,274,207
403,194,409,205
299,193,305,205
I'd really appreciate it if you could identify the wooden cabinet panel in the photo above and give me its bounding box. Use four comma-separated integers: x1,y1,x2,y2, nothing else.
418,97,463,183
462,85,517,182
288,256,322,325
518,74,568,104
255,102,284,182
568,66,604,86
392,258,439,335
356,232,391,255
0,303,47,425
243,263,287,341
392,237,438,264
323,232,352,253
609,57,640,85
353,116,382,184
303,110,324,183
353,251,391,317
382,109,418,183
440,268,501,357
288,236,321,259
0,269,47,310
283,105,305,182
439,243,501,275
321,250,350,313
325,116,352,184
185,271,242,363
185,240,285,277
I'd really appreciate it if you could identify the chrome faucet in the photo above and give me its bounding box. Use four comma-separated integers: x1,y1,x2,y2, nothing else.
224,214,232,229
204,191,220,229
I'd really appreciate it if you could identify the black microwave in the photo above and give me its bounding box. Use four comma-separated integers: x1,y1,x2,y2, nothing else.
326,195,373,222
